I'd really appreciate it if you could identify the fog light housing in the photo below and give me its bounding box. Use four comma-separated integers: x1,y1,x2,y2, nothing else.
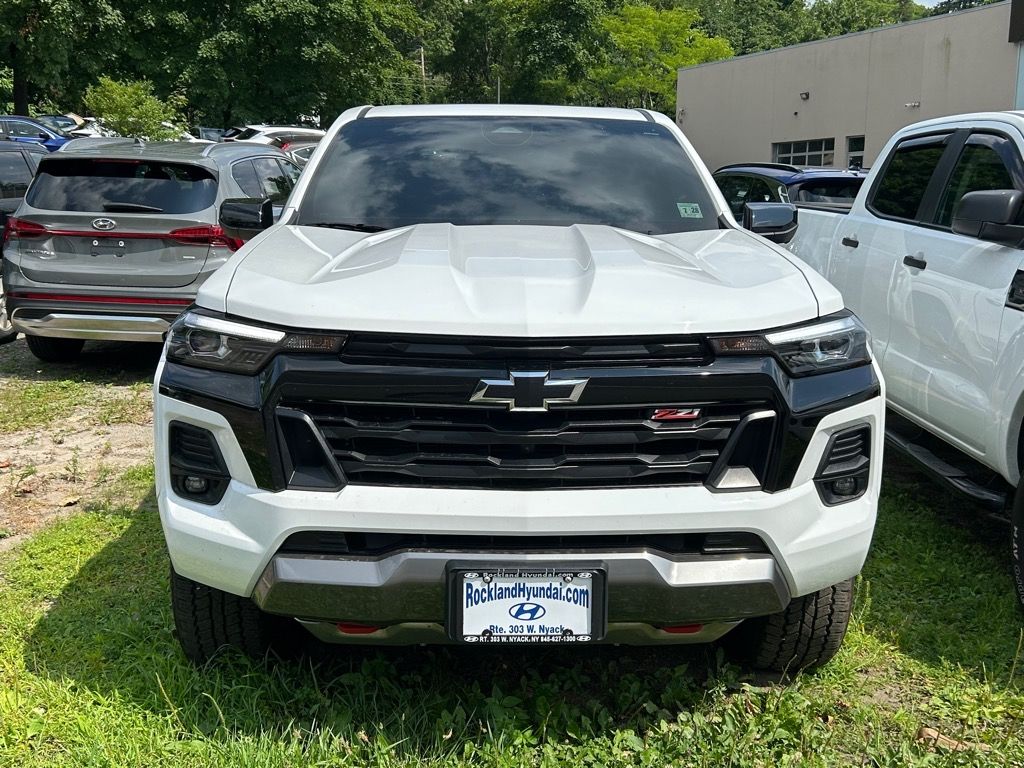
814,426,871,506
182,475,210,494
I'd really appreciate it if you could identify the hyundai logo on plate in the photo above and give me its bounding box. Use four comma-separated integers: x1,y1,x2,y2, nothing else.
92,218,117,231
509,602,546,621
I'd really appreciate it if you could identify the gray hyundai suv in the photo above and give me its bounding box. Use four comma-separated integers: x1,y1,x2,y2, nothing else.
1,140,301,362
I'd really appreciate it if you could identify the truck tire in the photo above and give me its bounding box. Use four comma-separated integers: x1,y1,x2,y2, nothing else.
1012,484,1024,610
727,579,854,673
25,335,84,363
170,567,295,664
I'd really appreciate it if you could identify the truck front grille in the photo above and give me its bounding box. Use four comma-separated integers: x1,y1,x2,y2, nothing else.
278,400,775,490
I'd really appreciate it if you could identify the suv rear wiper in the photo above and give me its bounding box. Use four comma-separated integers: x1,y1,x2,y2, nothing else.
102,202,164,213
305,222,389,233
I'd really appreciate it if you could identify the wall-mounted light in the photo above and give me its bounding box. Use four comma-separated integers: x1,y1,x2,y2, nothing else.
799,91,810,101
905,101,921,108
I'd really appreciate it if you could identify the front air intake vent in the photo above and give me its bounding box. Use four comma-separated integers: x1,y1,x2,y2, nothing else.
815,425,871,505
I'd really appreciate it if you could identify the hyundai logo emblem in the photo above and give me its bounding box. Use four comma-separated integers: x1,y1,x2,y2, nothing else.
91,217,117,231
509,602,546,621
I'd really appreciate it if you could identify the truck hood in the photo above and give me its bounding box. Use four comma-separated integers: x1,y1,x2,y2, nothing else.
202,223,825,335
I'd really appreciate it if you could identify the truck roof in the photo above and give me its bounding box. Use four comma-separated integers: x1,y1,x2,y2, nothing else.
360,104,656,122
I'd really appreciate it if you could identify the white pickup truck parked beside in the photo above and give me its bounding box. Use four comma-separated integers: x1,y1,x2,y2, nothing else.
786,112,1024,606
155,104,885,669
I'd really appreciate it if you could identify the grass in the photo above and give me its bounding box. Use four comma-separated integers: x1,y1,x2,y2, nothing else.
0,341,157,433
0,463,1022,767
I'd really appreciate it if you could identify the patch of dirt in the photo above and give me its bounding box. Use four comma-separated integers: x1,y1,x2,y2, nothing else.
0,406,153,542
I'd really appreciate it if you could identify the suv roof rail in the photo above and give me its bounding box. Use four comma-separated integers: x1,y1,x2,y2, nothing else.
714,162,802,174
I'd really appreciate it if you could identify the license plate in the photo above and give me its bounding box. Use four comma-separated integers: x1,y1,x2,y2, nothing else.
449,564,606,644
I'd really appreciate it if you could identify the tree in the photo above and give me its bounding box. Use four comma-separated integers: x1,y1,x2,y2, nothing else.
0,0,122,114
587,4,732,114
83,77,180,139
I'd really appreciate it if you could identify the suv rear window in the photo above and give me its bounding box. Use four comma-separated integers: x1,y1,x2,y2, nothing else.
26,158,218,214
296,116,718,234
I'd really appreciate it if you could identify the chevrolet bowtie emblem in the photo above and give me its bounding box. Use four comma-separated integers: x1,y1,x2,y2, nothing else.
470,371,588,412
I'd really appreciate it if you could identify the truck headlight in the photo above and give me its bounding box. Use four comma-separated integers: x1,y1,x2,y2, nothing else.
166,310,346,374
711,312,871,376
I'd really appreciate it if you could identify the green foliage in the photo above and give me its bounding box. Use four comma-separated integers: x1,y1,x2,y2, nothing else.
82,77,179,139
587,4,732,114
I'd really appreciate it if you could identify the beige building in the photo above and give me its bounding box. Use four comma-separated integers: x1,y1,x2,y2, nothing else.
676,1,1023,171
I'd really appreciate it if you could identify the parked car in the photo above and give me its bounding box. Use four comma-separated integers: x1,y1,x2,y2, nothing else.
222,124,325,145
2,141,301,362
195,127,226,142
714,164,868,217
280,139,319,166
0,140,47,345
783,111,1024,607
0,116,71,152
155,104,884,669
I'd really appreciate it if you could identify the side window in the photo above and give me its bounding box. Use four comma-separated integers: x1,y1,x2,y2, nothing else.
715,175,753,217
7,120,42,138
935,134,1018,228
231,160,262,198
277,159,301,186
0,153,32,198
252,157,292,202
746,177,776,205
870,136,949,221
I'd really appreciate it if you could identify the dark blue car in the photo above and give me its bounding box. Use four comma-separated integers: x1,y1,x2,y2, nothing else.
0,116,71,152
713,163,868,216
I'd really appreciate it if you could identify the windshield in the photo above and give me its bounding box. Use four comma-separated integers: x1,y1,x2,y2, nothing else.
27,158,218,213
296,116,719,234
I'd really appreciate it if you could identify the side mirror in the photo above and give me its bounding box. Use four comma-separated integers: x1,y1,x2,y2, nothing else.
742,202,798,244
220,198,274,239
38,132,49,140
952,189,1024,247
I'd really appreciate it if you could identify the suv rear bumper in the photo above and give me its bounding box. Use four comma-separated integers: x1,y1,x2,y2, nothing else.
11,310,173,341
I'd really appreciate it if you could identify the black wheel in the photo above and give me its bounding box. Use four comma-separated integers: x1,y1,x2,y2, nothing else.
1011,484,1024,610
25,335,84,363
170,566,296,664
726,579,854,673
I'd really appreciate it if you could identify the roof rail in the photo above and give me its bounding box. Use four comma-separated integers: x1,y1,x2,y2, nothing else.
714,162,802,174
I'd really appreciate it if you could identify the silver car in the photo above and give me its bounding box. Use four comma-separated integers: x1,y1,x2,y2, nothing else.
2,141,301,362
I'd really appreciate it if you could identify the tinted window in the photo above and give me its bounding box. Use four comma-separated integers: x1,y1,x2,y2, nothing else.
936,135,1018,227
297,116,718,234
235,128,262,141
0,153,32,198
7,120,43,138
27,159,217,213
795,178,864,204
746,177,777,204
715,175,752,217
870,137,948,220
278,159,301,186
252,157,293,201
232,160,262,197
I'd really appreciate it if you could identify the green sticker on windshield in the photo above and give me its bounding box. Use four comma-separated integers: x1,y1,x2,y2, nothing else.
676,202,703,219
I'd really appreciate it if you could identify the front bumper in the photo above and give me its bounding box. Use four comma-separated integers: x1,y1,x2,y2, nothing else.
155,371,884,643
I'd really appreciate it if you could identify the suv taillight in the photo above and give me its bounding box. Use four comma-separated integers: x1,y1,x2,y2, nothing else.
169,224,244,252
3,217,46,245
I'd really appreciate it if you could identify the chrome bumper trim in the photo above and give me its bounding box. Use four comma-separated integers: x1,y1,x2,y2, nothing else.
11,311,170,341
254,550,791,630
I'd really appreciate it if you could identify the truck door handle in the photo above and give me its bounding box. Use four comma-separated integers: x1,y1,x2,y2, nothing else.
903,254,927,270
841,236,859,248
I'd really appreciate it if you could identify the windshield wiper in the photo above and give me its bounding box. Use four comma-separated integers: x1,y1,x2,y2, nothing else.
305,222,389,233
102,202,164,213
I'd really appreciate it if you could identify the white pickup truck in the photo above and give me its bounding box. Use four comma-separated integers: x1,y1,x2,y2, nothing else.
786,111,1024,606
154,105,885,669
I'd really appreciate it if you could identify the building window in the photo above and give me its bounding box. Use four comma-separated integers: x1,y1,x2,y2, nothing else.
847,136,865,170
773,138,835,167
